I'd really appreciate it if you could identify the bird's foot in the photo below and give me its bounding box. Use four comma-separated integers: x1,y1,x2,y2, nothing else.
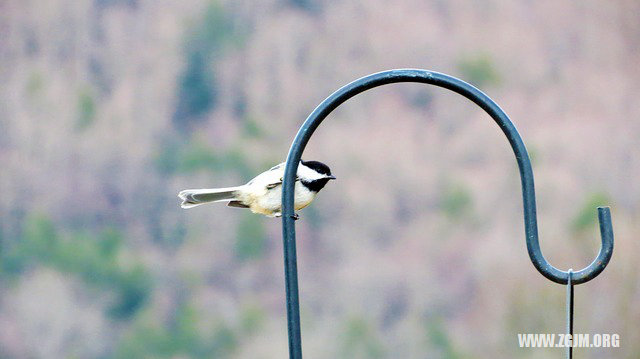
273,213,299,220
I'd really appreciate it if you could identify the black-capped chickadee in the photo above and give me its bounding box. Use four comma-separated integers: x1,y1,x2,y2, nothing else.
178,160,336,217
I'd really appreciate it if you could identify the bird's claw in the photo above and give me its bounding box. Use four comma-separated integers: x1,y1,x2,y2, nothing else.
274,213,299,220
291,213,299,220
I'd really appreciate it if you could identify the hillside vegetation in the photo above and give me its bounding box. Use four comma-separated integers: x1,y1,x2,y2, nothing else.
1,0,639,357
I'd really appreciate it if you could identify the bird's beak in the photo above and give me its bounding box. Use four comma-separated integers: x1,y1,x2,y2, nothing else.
326,175,336,180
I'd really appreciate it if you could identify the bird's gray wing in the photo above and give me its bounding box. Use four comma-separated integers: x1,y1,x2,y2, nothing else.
247,162,284,186
268,163,285,171
265,180,282,190
248,162,298,189
265,175,301,190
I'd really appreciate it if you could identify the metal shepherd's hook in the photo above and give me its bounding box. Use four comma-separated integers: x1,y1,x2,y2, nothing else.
280,69,614,358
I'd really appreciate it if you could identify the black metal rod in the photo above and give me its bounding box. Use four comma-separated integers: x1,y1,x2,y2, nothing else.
280,69,614,358
566,269,574,359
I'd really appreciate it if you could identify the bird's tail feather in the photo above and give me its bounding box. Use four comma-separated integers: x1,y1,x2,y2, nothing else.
178,187,241,209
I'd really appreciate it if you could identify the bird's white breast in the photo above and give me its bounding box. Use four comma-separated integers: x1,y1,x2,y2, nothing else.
236,163,317,216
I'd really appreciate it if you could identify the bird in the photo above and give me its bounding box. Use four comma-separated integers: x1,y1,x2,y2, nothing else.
178,160,336,218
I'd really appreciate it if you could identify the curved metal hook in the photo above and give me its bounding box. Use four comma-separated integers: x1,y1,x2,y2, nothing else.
280,69,613,357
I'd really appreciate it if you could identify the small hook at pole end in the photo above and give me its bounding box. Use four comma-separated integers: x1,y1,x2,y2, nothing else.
570,206,613,284
596,206,613,253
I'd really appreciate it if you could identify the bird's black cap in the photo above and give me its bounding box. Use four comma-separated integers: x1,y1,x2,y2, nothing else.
301,160,333,177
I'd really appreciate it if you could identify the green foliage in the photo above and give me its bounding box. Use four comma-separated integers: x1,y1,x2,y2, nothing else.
191,1,238,54
0,215,151,320
76,87,97,131
208,324,238,357
235,212,266,261
288,0,321,12
239,303,266,334
154,138,254,178
220,147,254,178
571,192,611,234
439,182,474,220
457,53,501,88
179,139,220,172
242,115,264,138
99,227,124,257
108,265,152,319
26,71,44,98
22,214,58,261
173,49,217,129
425,315,466,358
173,1,239,131
1,215,57,276
115,303,238,358
0,242,23,278
154,138,182,175
340,316,386,359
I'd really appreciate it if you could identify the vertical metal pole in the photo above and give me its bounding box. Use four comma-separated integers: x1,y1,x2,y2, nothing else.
283,215,302,358
566,269,574,359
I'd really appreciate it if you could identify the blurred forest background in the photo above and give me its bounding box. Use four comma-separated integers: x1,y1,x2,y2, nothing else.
1,0,640,358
